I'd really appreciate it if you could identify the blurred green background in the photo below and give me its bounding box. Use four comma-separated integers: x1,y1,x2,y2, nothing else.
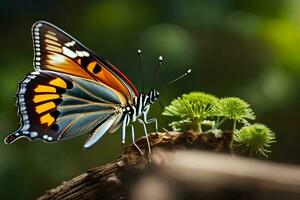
1,0,300,199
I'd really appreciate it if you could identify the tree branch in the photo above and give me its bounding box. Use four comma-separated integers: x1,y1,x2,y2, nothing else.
130,150,300,200
38,131,300,200
38,131,232,200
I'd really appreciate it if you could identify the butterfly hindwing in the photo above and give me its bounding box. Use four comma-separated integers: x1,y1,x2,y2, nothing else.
32,21,138,101
5,71,124,144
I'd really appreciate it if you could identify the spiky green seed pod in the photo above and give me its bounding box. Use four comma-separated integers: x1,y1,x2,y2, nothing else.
163,92,218,132
212,97,256,125
234,123,276,157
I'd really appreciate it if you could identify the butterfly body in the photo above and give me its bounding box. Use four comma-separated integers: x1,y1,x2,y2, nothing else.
5,21,159,151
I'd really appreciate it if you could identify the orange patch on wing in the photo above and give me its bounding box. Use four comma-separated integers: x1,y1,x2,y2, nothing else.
95,67,130,99
45,34,58,41
34,85,56,93
87,61,97,73
45,52,92,78
49,78,67,88
33,94,60,103
46,45,62,53
45,39,61,47
40,113,55,126
36,102,56,114
47,31,56,36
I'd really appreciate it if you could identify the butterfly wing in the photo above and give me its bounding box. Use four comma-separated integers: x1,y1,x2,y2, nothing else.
4,71,125,146
32,21,138,101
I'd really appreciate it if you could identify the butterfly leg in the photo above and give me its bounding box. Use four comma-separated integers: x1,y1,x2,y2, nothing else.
143,110,158,133
130,124,143,155
138,119,151,154
121,115,129,144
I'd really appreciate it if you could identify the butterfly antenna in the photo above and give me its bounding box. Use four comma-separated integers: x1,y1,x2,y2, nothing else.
152,56,163,86
138,49,145,92
157,100,190,131
168,69,192,84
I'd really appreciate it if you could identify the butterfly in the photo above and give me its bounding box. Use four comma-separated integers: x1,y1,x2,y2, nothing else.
4,21,159,154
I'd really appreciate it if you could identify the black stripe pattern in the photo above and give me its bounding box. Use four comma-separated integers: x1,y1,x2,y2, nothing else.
123,89,160,122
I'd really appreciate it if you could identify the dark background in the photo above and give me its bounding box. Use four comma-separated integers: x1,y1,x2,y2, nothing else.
1,0,300,199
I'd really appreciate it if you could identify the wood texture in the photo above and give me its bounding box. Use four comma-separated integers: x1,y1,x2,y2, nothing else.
38,131,300,200
38,131,232,200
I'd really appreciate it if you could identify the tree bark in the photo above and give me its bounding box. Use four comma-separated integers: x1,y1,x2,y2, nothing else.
130,151,300,200
38,131,232,200
38,131,300,200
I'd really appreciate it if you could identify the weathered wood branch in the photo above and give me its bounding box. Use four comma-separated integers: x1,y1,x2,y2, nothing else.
38,131,300,200
130,150,300,200
38,131,232,200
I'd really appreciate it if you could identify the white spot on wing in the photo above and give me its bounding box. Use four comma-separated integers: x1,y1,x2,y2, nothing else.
22,114,28,120
65,41,76,47
27,75,36,79
30,132,38,138
23,131,29,135
31,71,40,75
22,123,30,131
18,97,24,103
62,47,77,58
76,51,89,57
83,51,89,56
48,53,66,64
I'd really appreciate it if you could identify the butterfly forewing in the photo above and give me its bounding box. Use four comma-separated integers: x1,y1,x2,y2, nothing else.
32,21,138,101
5,71,124,144
5,21,143,147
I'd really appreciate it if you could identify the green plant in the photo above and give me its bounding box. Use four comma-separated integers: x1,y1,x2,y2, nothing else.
234,124,276,157
212,97,256,131
163,92,255,133
163,91,276,157
162,92,218,132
